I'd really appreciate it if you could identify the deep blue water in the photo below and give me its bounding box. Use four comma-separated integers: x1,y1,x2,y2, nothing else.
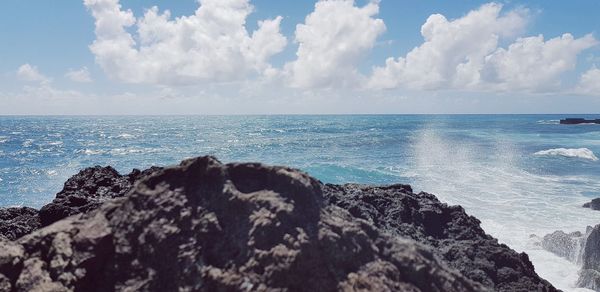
1,114,599,290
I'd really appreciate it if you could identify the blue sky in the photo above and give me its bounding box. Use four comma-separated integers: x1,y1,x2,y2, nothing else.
1,0,599,114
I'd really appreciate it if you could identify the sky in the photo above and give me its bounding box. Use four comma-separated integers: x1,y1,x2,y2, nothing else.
1,0,600,115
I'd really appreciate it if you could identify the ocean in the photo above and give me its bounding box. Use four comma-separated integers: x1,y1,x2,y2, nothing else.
1,114,599,291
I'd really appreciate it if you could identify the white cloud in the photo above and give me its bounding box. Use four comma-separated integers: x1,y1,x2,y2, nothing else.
481,33,597,92
282,0,386,88
369,3,597,93
66,67,93,82
575,67,600,96
84,0,287,85
17,64,50,83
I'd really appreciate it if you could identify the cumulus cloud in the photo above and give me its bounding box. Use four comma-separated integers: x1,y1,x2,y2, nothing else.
66,67,93,82
369,3,597,92
283,0,386,88
17,64,50,83
84,0,287,85
481,33,597,91
575,67,600,95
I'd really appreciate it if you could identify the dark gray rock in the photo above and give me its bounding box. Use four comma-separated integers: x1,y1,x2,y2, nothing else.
540,224,600,291
0,166,162,241
323,183,557,292
0,157,486,292
38,165,162,227
583,198,600,211
541,230,585,262
0,207,40,241
578,225,600,291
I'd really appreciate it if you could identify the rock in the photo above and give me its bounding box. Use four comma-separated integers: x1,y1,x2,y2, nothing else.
583,198,600,210
323,183,556,292
540,224,600,291
0,166,162,241
0,156,559,291
38,166,162,227
541,230,585,262
578,225,600,291
0,207,40,241
0,156,490,291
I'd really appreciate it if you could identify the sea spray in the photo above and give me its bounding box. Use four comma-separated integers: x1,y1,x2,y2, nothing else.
406,128,600,291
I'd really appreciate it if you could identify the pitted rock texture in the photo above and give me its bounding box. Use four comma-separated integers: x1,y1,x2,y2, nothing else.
0,157,485,292
0,208,40,241
323,184,557,292
38,166,162,227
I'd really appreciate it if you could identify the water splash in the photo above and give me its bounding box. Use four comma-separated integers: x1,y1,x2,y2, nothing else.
405,128,599,291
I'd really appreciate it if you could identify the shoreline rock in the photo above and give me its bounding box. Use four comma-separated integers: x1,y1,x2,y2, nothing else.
0,156,557,291
540,225,600,291
583,198,600,211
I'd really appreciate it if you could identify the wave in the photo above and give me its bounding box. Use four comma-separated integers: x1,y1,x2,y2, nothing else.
405,129,600,291
112,133,135,139
534,148,598,161
76,147,164,156
537,119,560,125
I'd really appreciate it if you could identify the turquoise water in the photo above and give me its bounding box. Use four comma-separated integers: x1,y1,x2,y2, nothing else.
1,114,599,290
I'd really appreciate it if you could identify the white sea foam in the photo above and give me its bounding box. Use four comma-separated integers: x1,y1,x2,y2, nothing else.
0,136,8,144
22,139,34,147
78,149,105,155
77,147,163,156
537,119,560,125
535,148,598,161
115,133,135,139
403,129,600,292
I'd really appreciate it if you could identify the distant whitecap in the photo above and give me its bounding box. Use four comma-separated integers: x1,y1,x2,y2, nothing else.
534,148,598,161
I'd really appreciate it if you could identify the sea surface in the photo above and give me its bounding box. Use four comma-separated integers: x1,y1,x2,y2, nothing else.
1,114,599,291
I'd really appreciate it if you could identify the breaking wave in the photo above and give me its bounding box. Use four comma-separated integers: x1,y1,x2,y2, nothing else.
535,148,598,161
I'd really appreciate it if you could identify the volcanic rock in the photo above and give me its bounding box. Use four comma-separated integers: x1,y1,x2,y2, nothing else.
541,230,585,262
578,225,600,291
38,166,162,227
583,198,600,211
0,207,40,241
0,156,558,291
0,157,487,291
323,183,556,292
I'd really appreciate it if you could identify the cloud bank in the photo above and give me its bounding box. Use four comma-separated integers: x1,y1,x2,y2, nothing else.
84,0,287,85
81,0,599,96
368,3,597,93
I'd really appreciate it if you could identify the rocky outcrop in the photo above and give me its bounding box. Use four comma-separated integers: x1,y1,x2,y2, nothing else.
583,198,600,211
323,184,556,292
0,207,40,241
0,156,557,291
541,230,585,263
0,166,163,240
540,225,600,291
578,225,600,290
39,166,162,227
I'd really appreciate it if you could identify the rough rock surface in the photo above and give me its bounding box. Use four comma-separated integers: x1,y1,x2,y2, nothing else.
578,225,600,291
583,198,600,211
540,225,600,291
0,156,487,292
0,208,40,241
0,156,558,291
541,230,585,262
323,184,556,292
0,166,162,241
39,166,162,227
